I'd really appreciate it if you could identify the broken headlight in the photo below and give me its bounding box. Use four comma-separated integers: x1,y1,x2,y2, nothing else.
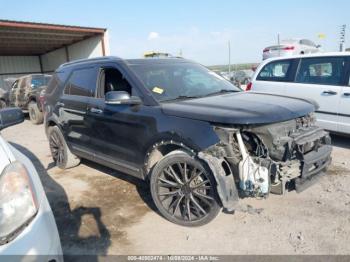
0,162,38,244
296,113,316,128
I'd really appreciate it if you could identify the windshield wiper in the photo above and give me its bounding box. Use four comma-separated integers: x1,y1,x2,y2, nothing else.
205,89,240,97
163,95,200,102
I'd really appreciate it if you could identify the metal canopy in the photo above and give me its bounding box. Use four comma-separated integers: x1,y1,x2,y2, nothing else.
0,20,106,56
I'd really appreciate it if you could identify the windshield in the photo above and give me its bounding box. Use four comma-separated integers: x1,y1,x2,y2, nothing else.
130,62,241,102
31,75,51,89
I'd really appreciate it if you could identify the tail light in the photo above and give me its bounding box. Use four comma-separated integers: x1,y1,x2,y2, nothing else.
283,46,295,51
246,82,252,91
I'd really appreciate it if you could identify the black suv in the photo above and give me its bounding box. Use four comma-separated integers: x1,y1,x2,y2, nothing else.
3,74,51,124
44,57,332,226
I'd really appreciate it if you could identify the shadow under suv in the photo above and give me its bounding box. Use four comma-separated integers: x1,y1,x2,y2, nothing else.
44,57,332,226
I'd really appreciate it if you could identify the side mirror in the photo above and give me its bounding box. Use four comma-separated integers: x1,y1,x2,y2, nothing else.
0,108,24,130
316,44,321,48
105,91,142,105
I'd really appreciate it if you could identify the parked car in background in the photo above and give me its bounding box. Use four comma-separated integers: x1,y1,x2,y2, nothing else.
231,70,253,87
0,108,62,260
7,74,51,124
247,52,350,135
263,39,321,60
44,57,331,227
0,78,17,109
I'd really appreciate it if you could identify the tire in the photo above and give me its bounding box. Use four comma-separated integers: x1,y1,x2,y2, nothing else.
150,151,221,227
28,101,43,125
0,100,6,109
48,126,80,169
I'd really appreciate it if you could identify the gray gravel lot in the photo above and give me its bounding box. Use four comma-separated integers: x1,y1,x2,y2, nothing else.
2,120,350,255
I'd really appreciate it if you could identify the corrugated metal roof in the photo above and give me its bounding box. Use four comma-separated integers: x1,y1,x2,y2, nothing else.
0,19,106,56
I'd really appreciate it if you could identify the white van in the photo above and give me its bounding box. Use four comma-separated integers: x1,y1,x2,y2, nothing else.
248,52,350,134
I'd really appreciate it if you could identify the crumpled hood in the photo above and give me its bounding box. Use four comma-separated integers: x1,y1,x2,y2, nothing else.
161,92,316,125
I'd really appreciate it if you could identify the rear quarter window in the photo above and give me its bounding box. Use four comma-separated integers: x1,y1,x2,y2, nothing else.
46,71,70,96
256,60,293,82
295,57,346,86
64,67,98,97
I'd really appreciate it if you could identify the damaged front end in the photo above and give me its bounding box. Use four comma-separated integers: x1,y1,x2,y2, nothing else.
198,113,332,212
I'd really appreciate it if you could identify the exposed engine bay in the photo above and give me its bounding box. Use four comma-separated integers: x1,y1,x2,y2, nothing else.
199,113,332,211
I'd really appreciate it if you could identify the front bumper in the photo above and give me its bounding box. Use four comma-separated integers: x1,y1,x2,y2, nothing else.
295,144,332,192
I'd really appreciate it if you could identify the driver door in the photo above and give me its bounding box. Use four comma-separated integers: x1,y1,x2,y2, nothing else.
85,64,151,178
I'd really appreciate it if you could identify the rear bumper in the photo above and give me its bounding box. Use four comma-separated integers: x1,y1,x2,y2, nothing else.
262,50,294,60
295,144,332,192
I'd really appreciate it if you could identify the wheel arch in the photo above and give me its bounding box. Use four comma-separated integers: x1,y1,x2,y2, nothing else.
143,137,197,179
45,117,60,136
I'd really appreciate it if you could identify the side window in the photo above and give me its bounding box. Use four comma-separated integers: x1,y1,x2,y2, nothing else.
97,68,133,98
257,60,292,81
295,57,346,85
300,39,315,47
64,67,97,97
46,71,70,96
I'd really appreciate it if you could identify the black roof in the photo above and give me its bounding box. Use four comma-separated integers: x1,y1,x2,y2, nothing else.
59,56,122,68
59,56,189,70
125,58,188,65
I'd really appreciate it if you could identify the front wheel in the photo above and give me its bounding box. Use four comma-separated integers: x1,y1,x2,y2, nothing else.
150,152,221,227
48,126,80,169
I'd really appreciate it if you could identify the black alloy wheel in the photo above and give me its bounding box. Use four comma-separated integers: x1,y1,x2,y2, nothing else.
150,152,221,226
49,129,65,167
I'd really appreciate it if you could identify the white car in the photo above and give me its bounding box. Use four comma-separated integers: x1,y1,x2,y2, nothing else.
0,108,63,261
247,52,350,135
262,39,321,60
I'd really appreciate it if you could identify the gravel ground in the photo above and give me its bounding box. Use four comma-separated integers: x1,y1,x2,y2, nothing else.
2,120,350,255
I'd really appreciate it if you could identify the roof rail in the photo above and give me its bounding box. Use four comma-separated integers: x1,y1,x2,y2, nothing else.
59,56,122,68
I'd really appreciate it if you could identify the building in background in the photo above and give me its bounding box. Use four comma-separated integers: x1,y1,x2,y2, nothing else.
0,20,110,89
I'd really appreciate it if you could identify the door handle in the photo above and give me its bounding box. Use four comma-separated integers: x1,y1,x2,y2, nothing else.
90,108,103,114
322,90,337,95
343,92,350,97
57,102,65,107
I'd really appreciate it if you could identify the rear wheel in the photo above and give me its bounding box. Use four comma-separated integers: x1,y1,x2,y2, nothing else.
48,126,80,169
28,101,43,124
150,151,221,227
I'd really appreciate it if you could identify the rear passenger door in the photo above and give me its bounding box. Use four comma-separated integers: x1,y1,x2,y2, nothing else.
59,66,98,152
284,56,346,132
253,59,297,95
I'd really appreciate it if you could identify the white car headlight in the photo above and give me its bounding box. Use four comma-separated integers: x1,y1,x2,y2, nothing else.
0,162,38,244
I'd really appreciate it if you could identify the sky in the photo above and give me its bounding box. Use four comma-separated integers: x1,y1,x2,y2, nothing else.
0,0,349,65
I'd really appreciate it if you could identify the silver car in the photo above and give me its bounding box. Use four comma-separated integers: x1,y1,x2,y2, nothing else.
0,108,62,261
263,39,321,60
